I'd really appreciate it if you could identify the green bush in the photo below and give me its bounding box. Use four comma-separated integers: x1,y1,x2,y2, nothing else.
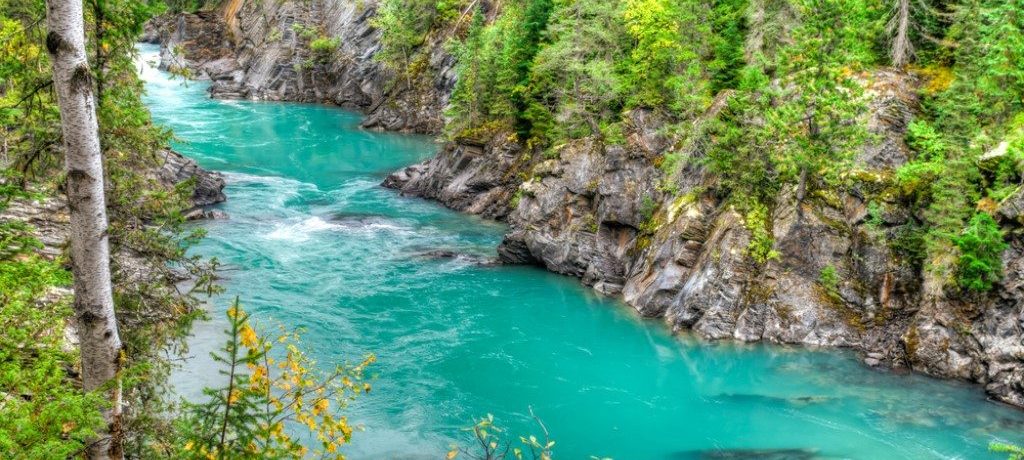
309,36,341,63
0,245,106,457
745,203,779,264
954,213,1008,292
819,265,841,300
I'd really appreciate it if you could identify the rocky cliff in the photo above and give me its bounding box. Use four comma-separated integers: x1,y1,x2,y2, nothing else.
148,0,455,133
1,149,226,301
386,70,1024,408
152,3,1024,408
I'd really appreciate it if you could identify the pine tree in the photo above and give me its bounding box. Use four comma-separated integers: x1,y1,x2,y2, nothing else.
622,0,712,116
529,0,628,142
762,0,877,201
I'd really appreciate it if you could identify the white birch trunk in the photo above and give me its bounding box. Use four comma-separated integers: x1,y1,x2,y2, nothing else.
44,0,123,458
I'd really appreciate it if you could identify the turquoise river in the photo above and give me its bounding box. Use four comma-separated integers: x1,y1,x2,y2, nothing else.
138,45,1024,459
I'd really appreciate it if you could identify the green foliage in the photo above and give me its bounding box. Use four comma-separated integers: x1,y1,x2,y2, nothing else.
2,0,224,455
703,72,777,204
889,222,928,267
0,182,110,457
309,36,341,63
819,264,841,300
290,24,341,67
991,441,1024,460
0,250,107,458
526,0,627,144
639,195,658,222
504,0,554,139
953,213,1008,292
622,0,711,116
744,202,779,264
373,0,465,74
891,0,1024,287
931,0,1024,143
760,0,876,188
638,195,661,235
709,0,749,93
291,23,319,41
448,411,556,460
175,300,374,459
447,9,515,137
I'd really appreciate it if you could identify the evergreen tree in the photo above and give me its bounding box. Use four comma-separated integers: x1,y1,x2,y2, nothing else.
762,0,878,199
710,0,750,92
529,0,628,143
622,0,712,117
504,0,554,139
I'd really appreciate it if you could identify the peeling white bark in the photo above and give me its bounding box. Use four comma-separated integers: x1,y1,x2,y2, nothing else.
44,0,123,458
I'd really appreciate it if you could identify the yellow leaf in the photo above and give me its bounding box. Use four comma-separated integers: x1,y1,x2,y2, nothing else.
240,324,259,349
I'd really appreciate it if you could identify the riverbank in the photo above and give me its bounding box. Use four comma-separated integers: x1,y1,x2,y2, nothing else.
148,2,1024,411
137,43,1024,458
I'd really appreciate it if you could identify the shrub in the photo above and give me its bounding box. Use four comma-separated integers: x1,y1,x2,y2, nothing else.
819,265,841,301
954,213,1008,292
174,299,374,459
745,203,779,264
309,36,341,63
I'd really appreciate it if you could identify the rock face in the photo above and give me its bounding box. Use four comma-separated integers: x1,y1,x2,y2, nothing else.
149,5,1024,408
152,0,455,133
387,70,1024,408
157,149,227,209
1,149,225,270
383,138,523,218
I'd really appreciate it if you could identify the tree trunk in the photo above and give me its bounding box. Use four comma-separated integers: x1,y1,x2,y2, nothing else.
888,0,913,67
44,0,123,458
91,0,105,108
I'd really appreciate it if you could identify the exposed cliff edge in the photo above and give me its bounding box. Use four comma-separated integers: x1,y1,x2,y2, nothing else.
386,72,1024,409
158,149,228,217
146,1,454,134
150,3,1023,408
1,149,226,285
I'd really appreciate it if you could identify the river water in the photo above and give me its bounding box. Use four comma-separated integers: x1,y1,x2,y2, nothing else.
138,45,1024,459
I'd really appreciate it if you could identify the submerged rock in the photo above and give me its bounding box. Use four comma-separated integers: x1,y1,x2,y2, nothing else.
412,249,499,266
328,212,396,228
184,209,229,221
712,393,834,406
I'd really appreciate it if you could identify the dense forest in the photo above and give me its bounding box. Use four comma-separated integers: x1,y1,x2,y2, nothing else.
375,0,1024,292
2,0,1024,458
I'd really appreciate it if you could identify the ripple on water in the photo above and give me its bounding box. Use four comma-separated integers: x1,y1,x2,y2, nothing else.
135,43,1024,460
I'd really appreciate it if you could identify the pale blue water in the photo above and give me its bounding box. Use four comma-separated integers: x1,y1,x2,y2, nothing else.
138,45,1024,459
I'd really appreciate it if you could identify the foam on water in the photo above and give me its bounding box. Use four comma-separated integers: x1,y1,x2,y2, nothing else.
137,43,1024,459
265,216,340,242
